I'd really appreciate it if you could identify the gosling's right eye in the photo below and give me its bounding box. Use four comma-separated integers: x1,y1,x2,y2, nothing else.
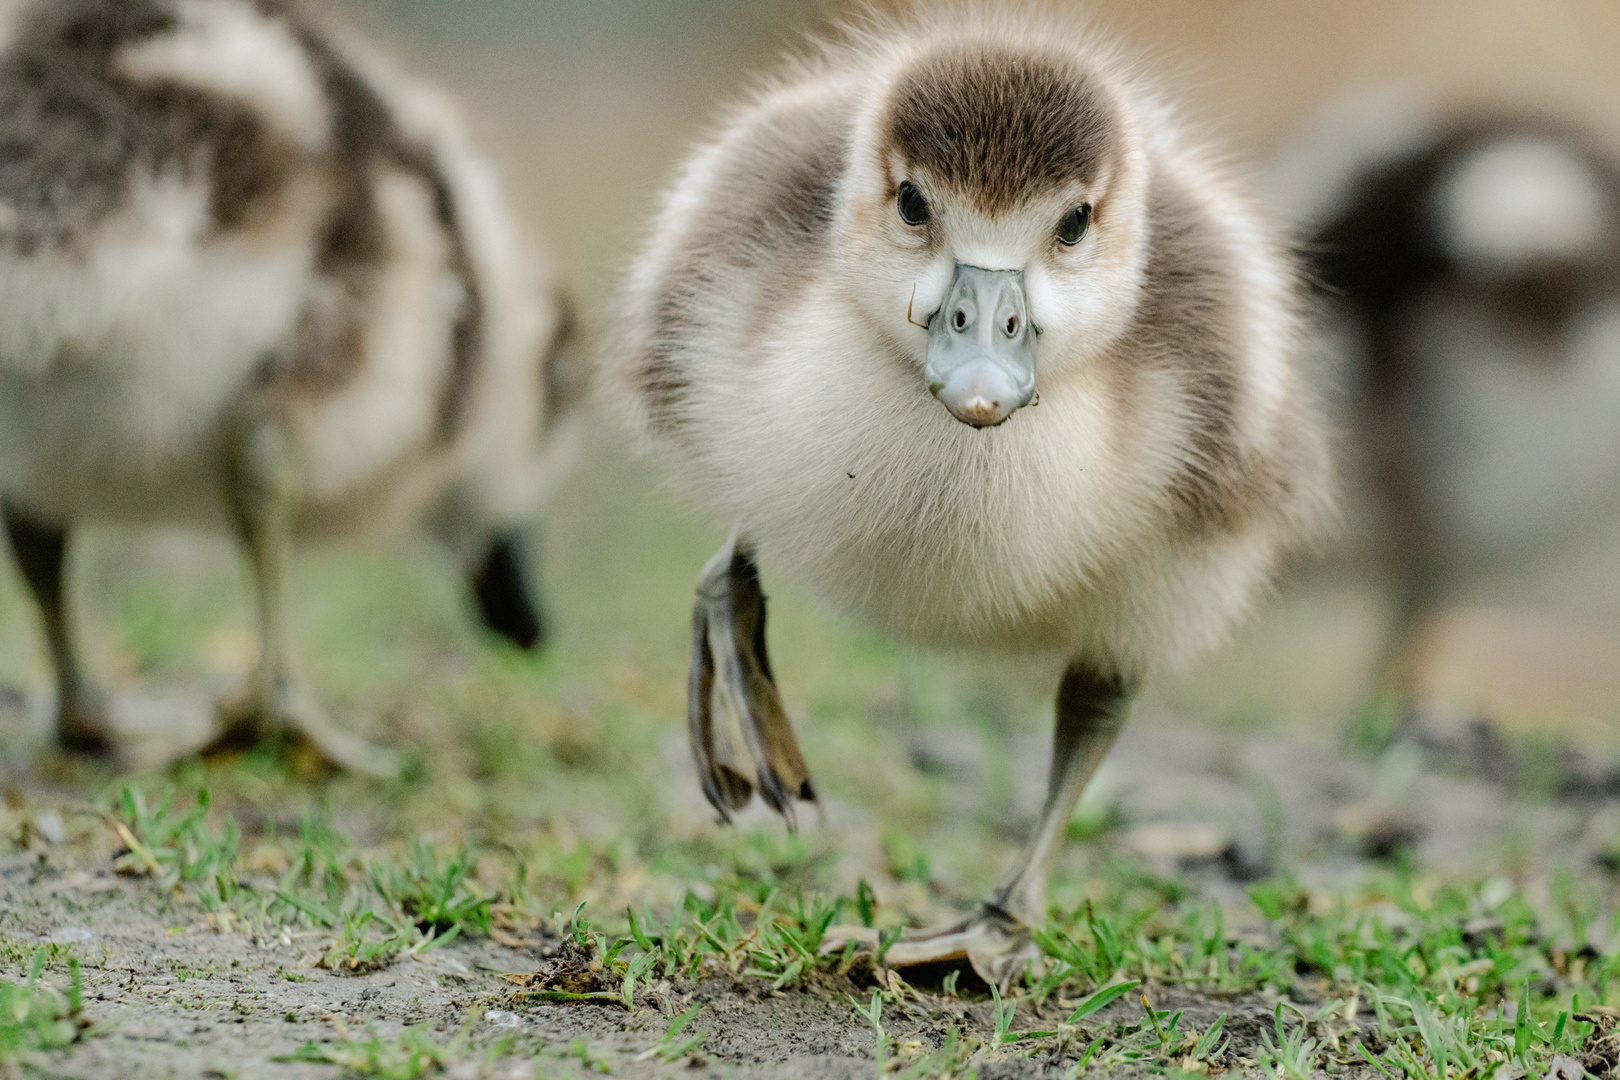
897,181,930,226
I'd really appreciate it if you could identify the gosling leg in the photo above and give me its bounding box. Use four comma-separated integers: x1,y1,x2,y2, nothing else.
207,414,401,778
689,535,816,829
876,665,1134,989
2,504,110,755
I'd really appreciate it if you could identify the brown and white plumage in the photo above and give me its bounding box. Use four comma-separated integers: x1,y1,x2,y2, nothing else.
0,0,585,768
609,6,1333,982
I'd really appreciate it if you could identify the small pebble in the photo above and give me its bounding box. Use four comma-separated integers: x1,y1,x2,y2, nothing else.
34,809,65,845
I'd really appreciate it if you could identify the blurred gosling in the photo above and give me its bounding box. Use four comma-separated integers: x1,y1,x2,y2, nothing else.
1302,112,1620,702
0,0,586,773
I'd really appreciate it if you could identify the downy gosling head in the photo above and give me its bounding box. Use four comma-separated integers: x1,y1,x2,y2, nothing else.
832,39,1154,429
610,6,1335,985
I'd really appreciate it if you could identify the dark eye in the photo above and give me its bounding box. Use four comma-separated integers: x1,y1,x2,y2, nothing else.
1058,203,1092,246
897,181,930,226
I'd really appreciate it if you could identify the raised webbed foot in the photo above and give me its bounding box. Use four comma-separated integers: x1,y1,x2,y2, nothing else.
824,905,1042,992
689,538,817,829
207,678,403,779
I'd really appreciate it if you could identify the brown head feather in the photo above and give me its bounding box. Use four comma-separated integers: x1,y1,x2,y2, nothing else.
879,42,1120,213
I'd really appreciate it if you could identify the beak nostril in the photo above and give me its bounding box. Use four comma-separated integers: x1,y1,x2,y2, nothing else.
1005,316,1017,336
953,309,966,331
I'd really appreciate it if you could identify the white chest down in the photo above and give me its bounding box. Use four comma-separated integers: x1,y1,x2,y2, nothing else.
0,179,315,526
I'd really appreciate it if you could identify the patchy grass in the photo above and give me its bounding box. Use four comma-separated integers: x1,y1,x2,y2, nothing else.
0,440,1616,1078
369,839,492,938
105,785,498,975
0,949,89,1065
279,1021,475,1078
15,773,1615,1077
110,784,239,887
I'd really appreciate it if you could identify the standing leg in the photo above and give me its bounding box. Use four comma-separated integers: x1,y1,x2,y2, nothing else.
207,414,400,777
875,664,1135,988
1377,562,1443,711
1364,325,1444,710
1,504,110,755
232,416,297,738
990,667,1133,924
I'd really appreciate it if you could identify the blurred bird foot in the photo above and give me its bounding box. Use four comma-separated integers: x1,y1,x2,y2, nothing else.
56,683,113,758
208,679,402,779
823,905,1042,992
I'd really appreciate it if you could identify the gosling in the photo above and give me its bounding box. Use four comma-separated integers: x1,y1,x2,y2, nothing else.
1306,115,1620,700
608,7,1334,984
0,0,586,773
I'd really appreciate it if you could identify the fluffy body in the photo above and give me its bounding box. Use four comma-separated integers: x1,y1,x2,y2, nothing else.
0,0,581,559
610,7,1332,679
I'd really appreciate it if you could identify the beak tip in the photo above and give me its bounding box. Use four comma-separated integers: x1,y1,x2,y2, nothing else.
932,365,1031,428
943,396,1016,428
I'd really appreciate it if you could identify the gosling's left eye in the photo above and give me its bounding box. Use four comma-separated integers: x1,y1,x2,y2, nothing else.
1058,204,1092,246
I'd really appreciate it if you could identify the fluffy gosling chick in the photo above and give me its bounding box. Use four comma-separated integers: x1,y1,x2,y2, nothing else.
609,8,1333,983
1308,116,1620,697
0,0,585,772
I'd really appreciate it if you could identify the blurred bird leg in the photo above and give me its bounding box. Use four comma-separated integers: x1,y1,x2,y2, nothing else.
1361,342,1447,708
689,536,816,829
847,666,1133,990
208,412,402,778
1376,551,1446,711
2,505,110,756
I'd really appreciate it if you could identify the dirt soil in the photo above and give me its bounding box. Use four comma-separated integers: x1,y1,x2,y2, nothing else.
5,714,1618,1080
0,853,1287,1079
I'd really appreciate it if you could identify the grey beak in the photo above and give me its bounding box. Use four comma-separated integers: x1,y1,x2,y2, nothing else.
925,264,1037,428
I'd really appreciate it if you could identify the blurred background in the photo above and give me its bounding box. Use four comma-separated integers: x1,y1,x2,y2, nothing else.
328,0,1620,746
4,0,1620,904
